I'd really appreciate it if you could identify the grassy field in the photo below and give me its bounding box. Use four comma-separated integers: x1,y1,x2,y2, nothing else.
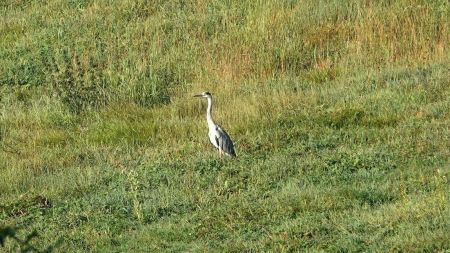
1,0,449,252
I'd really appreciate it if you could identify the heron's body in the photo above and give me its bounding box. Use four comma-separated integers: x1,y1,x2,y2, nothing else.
195,92,236,157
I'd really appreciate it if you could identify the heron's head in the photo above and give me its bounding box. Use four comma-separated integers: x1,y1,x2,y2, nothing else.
193,91,212,98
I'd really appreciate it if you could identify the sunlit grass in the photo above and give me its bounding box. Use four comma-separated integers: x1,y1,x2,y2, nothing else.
1,0,449,252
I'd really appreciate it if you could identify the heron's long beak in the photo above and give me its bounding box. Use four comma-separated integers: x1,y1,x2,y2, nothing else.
193,94,202,97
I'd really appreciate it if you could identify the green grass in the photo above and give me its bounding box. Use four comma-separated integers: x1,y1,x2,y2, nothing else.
1,0,449,252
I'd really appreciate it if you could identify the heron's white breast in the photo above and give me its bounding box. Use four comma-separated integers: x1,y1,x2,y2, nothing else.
208,127,219,149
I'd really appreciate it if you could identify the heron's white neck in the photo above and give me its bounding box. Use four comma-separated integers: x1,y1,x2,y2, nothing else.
206,96,215,128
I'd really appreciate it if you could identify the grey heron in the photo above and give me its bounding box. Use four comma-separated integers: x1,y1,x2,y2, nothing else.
194,91,236,157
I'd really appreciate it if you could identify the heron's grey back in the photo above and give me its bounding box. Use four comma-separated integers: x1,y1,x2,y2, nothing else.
216,126,236,156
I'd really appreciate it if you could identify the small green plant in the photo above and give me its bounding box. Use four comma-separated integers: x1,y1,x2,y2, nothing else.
124,169,144,222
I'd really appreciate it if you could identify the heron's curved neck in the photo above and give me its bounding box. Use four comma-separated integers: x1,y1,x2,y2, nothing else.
206,97,215,128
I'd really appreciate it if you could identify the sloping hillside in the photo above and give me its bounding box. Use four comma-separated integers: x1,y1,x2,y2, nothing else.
1,0,449,251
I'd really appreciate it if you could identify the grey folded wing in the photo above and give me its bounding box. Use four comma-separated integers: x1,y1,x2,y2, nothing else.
215,125,236,156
